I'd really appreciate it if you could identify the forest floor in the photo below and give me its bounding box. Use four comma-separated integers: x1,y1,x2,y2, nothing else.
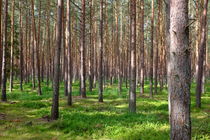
0,81,210,140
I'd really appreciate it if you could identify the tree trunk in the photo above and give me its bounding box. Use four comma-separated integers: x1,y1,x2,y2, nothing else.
168,0,191,139
149,0,154,98
19,1,24,91
129,0,136,113
196,0,208,108
66,0,72,106
140,0,144,95
51,0,63,120
88,0,94,92
1,0,8,101
46,0,51,86
98,0,104,102
9,0,15,92
80,0,86,98
0,0,2,88
31,0,42,95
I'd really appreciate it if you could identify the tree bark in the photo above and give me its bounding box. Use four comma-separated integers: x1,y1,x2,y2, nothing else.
168,0,191,139
19,1,24,91
129,0,136,113
149,0,154,98
51,0,63,120
140,0,144,95
66,0,72,106
1,0,8,101
0,0,2,88
98,0,104,102
196,0,208,108
88,0,94,92
31,0,42,95
80,0,86,98
9,0,15,92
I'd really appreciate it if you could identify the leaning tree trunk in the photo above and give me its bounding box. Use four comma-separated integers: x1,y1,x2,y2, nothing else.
1,0,8,101
51,0,63,120
168,0,191,139
80,0,86,98
196,0,208,108
129,0,136,113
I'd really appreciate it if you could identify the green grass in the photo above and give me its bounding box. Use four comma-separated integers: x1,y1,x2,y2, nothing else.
0,81,210,140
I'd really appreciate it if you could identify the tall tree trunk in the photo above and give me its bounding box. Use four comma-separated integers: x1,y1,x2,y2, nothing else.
51,0,63,120
80,0,86,98
66,0,72,106
1,0,8,101
129,0,136,113
0,0,2,88
98,0,104,102
168,0,191,139
196,0,208,108
9,0,15,92
19,1,23,91
149,0,154,98
46,0,51,86
140,0,144,95
88,0,94,92
31,0,42,95
25,6,29,83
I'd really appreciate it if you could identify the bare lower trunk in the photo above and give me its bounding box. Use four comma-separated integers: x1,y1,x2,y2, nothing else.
98,0,104,102
168,0,191,139
1,0,8,101
140,0,144,95
129,0,136,113
0,0,2,88
196,0,208,108
19,1,23,91
66,0,72,106
51,0,63,120
149,0,154,98
80,0,86,98
9,0,15,92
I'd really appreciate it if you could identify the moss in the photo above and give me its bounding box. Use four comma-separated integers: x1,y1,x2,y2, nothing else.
0,81,209,139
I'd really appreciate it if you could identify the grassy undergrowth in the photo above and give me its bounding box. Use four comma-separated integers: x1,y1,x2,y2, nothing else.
0,81,210,140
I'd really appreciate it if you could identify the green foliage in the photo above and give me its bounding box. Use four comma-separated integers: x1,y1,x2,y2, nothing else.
0,81,210,140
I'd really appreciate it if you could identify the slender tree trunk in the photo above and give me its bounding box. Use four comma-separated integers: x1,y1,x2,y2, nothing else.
0,0,2,88
46,0,51,86
51,0,63,120
129,0,136,113
66,0,72,106
25,6,29,83
98,0,104,102
89,0,94,92
140,0,144,95
9,0,15,92
19,1,23,91
32,33,36,89
80,0,86,98
196,0,208,108
149,0,154,98
31,0,42,95
1,0,8,101
168,0,191,139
